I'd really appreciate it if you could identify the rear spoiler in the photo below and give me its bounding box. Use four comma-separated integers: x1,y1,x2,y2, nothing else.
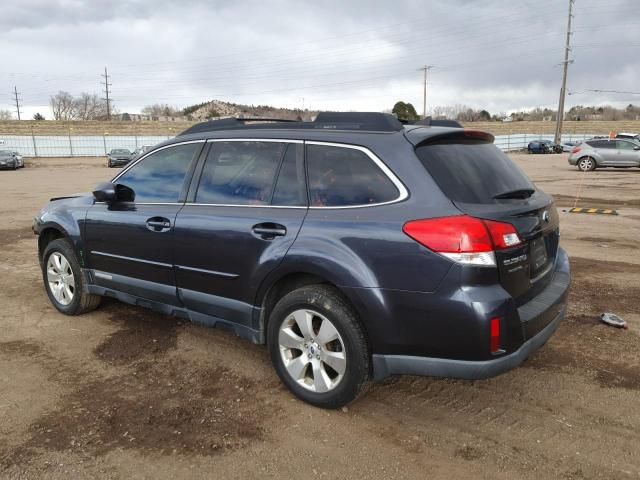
405,128,495,147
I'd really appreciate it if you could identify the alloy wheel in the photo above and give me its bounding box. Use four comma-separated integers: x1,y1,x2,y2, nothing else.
278,309,347,393
46,252,75,306
579,158,593,171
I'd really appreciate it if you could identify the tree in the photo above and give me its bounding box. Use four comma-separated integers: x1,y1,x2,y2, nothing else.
392,101,420,121
0,109,13,120
73,93,108,120
33,112,45,121
50,91,75,120
141,103,182,117
478,109,491,121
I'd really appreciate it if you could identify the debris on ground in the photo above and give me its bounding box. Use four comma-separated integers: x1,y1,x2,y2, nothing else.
600,313,628,329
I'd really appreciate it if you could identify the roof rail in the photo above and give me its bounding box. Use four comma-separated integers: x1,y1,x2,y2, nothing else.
178,112,403,136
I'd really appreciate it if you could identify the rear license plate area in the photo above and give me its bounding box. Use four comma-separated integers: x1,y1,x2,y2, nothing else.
529,237,549,277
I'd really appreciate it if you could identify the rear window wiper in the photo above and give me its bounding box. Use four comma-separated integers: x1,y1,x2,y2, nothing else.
493,188,535,199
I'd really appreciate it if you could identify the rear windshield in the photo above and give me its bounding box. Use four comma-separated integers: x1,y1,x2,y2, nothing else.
415,141,534,204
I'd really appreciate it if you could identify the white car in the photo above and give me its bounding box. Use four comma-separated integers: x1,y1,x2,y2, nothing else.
616,132,640,143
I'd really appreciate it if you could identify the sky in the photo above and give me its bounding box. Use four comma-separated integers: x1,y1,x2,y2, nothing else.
1,0,639,119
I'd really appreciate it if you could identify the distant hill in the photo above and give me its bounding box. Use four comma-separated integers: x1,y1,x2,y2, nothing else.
182,99,317,121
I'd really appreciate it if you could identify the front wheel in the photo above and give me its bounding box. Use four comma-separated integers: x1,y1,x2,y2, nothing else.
42,238,101,315
577,157,596,171
268,285,370,409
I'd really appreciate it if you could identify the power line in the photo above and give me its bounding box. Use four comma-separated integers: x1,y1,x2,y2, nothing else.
13,86,22,120
554,0,574,144
101,67,112,120
569,89,640,96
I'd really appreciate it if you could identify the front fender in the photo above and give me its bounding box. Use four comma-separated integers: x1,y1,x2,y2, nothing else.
34,196,93,265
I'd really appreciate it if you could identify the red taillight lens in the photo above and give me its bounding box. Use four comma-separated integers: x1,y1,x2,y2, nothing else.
571,147,581,154
402,215,521,266
490,317,501,353
483,219,522,249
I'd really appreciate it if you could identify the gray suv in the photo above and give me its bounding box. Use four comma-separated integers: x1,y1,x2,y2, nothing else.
568,138,640,171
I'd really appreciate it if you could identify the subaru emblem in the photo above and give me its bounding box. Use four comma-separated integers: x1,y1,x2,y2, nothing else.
542,211,550,223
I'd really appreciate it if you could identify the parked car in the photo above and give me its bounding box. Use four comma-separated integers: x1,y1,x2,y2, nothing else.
106,148,133,168
568,138,640,171
132,145,154,160
11,151,24,168
616,132,640,143
33,112,570,408
0,150,18,170
528,140,562,154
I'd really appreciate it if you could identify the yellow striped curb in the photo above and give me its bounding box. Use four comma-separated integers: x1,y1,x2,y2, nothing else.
569,207,618,215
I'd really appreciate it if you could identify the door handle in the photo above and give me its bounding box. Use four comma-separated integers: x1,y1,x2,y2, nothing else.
252,223,286,239
146,217,171,232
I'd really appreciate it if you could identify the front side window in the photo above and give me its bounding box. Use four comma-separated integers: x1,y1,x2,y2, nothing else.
196,141,287,205
306,144,399,207
116,143,200,203
617,140,636,150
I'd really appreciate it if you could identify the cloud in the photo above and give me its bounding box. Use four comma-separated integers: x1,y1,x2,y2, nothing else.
1,0,639,117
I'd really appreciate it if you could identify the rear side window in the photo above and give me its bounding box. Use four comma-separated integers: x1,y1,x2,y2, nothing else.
117,143,200,203
196,141,286,205
415,141,534,204
306,144,399,207
587,140,615,149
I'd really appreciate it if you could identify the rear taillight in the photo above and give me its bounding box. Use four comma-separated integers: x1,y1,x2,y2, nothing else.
490,317,501,353
571,147,581,154
402,215,522,267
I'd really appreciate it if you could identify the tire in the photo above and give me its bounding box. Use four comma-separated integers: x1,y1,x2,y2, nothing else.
577,156,596,172
267,285,370,409
107,161,113,168
42,238,101,315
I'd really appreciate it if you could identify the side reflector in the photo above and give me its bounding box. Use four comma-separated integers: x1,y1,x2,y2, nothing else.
490,317,501,354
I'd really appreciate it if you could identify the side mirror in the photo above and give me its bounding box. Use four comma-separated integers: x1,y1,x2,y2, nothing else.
93,182,116,202
93,182,135,203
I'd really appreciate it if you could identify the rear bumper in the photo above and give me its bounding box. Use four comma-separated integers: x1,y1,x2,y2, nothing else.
372,303,565,380
371,248,571,380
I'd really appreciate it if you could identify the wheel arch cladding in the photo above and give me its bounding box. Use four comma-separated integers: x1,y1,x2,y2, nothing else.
258,271,370,350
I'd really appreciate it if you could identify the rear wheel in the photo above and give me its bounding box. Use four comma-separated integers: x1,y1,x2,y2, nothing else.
268,285,370,409
577,157,596,171
42,238,101,315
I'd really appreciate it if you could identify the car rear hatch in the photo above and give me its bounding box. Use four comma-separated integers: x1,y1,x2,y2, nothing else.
412,130,560,314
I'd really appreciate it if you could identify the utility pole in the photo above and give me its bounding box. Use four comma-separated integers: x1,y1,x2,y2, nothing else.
101,67,112,121
554,0,574,144
419,65,434,119
13,86,22,120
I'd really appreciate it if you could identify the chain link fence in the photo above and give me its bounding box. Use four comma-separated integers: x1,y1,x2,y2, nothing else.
0,132,599,157
0,135,172,157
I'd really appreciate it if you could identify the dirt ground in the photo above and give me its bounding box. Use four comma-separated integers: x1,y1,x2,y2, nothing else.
1,153,639,479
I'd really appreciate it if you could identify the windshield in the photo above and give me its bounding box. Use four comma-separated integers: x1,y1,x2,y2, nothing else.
111,149,130,154
415,140,535,204
0,150,13,157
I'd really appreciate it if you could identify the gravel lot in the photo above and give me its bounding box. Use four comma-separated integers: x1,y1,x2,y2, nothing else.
1,153,639,479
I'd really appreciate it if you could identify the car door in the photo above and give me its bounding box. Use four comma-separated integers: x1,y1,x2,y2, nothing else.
593,139,617,165
83,141,204,305
615,140,640,166
173,140,307,331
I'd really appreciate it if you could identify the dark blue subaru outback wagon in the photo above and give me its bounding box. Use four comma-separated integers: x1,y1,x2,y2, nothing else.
34,112,570,408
